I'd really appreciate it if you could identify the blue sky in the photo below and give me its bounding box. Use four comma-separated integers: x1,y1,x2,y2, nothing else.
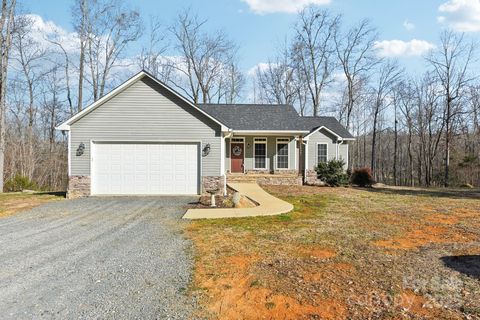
20,0,480,75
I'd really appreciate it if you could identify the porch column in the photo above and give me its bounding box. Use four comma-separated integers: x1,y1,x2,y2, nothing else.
221,133,227,196
304,139,309,182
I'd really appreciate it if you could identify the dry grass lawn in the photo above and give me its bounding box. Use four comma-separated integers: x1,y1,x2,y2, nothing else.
186,186,480,320
0,192,64,218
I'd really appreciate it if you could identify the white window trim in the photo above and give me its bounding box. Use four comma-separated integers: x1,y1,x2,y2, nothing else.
276,138,290,170
230,136,245,173
253,137,268,170
231,137,245,143
316,143,328,165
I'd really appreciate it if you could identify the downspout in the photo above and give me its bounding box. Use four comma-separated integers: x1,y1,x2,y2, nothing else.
302,138,308,184
336,139,339,160
338,138,345,169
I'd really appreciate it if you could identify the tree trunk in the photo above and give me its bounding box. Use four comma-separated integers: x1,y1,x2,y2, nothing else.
0,0,16,192
371,102,379,180
393,109,398,185
444,100,451,187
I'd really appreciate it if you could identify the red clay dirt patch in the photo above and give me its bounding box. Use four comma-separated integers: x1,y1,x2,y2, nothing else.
215,287,346,320
425,214,459,225
396,290,453,319
189,186,480,319
196,254,346,320
374,225,476,250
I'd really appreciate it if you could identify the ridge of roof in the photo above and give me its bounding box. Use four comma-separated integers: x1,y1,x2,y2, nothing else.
200,104,354,138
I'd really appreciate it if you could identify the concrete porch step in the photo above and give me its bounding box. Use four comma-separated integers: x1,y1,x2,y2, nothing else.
227,174,303,186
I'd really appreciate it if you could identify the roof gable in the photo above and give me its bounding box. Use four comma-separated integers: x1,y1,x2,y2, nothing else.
298,117,355,140
56,71,228,131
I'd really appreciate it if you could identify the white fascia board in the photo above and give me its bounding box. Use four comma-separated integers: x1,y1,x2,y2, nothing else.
304,126,355,140
233,130,309,135
55,71,230,132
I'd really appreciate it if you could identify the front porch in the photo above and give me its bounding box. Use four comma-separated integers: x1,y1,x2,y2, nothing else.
224,134,305,186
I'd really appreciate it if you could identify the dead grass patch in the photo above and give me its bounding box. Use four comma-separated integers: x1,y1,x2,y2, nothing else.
0,192,64,218
187,185,480,319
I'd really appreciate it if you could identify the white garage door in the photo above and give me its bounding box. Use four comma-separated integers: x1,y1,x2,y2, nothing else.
92,142,199,195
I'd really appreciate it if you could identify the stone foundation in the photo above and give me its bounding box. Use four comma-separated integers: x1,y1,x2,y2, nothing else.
202,176,225,195
256,175,302,186
68,175,91,199
245,170,271,175
273,170,298,175
68,175,223,197
304,170,326,186
228,173,302,186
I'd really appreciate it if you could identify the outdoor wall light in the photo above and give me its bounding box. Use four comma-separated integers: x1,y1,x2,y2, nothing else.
202,143,211,157
76,142,85,156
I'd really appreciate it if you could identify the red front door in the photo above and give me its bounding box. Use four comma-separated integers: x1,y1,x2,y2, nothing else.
231,143,244,173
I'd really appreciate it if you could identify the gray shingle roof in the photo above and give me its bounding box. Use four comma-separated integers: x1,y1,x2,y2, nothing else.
199,104,301,131
297,116,354,139
199,104,354,139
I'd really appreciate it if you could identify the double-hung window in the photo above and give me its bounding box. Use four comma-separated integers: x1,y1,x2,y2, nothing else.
276,138,289,169
254,138,267,169
317,143,328,164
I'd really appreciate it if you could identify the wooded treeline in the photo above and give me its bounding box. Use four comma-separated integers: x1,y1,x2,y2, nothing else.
251,8,479,187
0,0,478,191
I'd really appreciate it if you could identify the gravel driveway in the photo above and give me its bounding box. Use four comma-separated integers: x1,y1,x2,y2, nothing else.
0,196,198,319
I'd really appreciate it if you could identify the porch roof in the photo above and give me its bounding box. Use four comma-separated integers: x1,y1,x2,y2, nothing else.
199,104,354,139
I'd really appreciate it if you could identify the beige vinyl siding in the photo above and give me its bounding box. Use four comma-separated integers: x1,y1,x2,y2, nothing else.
289,138,297,170
338,143,349,168
70,77,221,177
307,129,348,170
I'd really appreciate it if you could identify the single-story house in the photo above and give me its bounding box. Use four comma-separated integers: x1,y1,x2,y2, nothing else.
57,71,354,198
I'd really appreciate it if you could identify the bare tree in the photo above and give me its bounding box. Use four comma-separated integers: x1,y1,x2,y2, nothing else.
39,66,67,190
214,58,244,104
0,0,16,192
397,80,416,186
11,15,46,180
47,35,74,116
84,0,142,101
427,30,475,187
414,73,444,186
168,9,239,104
137,17,172,82
291,7,340,116
370,60,403,179
335,19,379,129
255,45,297,105
72,0,88,112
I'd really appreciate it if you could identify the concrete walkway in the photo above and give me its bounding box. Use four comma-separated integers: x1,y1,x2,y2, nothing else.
183,183,294,219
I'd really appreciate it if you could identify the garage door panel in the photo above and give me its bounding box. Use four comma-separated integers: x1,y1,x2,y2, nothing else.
93,142,199,195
